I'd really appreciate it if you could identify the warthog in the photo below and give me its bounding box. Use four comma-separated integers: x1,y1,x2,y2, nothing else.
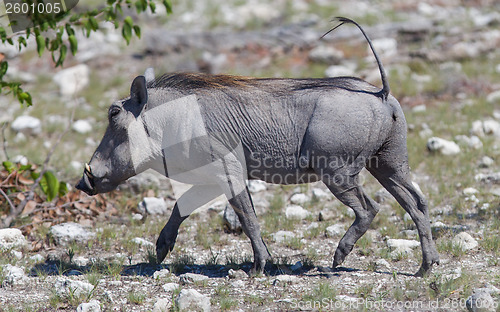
76,17,439,276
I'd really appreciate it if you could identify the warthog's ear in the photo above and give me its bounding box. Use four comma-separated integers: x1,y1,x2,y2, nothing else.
130,75,148,107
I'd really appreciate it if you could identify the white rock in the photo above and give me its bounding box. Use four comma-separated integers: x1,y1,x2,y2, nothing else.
325,65,354,77
1,264,29,286
50,223,96,246
228,269,247,279
175,289,211,312
30,254,45,263
179,273,209,284
132,213,143,221
11,155,28,166
131,237,154,248
230,280,246,288
0,228,27,250
494,110,500,120
412,104,427,113
152,298,171,312
475,172,500,183
247,180,267,193
162,283,180,292
290,193,310,205
479,156,494,168
285,205,310,220
376,258,391,270
486,90,500,104
153,269,170,280
11,115,42,135
319,209,336,221
442,267,462,281
70,161,83,172
306,222,319,231
53,64,90,96
483,120,500,136
452,232,478,251
73,256,89,267
72,120,93,134
371,38,397,57
312,188,332,201
471,120,500,137
471,120,485,137
463,188,479,196
466,289,496,312
137,197,168,215
427,137,460,155
273,275,299,284
455,135,483,149
54,277,94,298
387,239,420,250
450,42,480,59
271,230,295,243
308,45,344,63
77,300,101,312
325,224,345,237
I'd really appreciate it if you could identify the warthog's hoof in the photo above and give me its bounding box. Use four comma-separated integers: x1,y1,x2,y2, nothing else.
414,259,440,278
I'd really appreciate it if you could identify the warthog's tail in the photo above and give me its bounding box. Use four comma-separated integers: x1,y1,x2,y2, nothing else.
321,17,390,100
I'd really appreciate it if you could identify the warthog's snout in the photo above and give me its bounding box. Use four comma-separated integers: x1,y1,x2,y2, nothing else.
75,163,97,196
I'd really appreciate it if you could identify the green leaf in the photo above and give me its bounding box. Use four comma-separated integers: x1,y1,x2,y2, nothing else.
149,1,156,13
2,161,15,174
36,35,45,57
124,16,134,27
69,14,81,23
69,35,78,55
31,171,40,180
0,61,7,78
122,22,132,45
17,36,27,50
18,92,30,102
58,181,68,197
163,0,172,13
133,25,141,39
89,17,99,31
19,164,32,171
65,24,75,36
55,44,67,67
40,171,59,202
135,0,144,13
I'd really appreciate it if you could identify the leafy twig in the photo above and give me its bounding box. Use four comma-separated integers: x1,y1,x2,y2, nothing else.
1,108,75,228
0,187,16,216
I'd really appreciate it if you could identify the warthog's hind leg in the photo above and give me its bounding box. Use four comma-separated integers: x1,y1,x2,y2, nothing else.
368,164,440,277
323,175,380,269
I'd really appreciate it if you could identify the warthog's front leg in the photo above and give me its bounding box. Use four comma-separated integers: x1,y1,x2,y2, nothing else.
156,184,223,263
156,203,188,263
229,187,271,275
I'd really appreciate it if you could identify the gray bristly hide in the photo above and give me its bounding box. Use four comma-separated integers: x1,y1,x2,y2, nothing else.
76,17,439,277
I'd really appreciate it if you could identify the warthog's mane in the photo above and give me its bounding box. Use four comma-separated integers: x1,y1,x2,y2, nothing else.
147,72,377,95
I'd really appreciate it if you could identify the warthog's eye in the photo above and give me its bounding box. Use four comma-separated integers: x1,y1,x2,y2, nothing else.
109,106,121,120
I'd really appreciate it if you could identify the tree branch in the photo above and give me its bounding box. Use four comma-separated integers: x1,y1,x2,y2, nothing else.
1,122,9,160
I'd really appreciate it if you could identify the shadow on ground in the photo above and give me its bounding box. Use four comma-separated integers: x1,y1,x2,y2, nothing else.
29,259,411,279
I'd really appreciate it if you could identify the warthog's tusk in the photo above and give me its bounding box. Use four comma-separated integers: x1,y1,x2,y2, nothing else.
85,163,92,174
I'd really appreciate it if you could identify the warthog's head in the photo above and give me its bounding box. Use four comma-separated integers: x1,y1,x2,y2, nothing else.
76,76,148,195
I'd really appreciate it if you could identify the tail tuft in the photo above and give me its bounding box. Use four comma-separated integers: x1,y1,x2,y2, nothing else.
321,17,390,100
